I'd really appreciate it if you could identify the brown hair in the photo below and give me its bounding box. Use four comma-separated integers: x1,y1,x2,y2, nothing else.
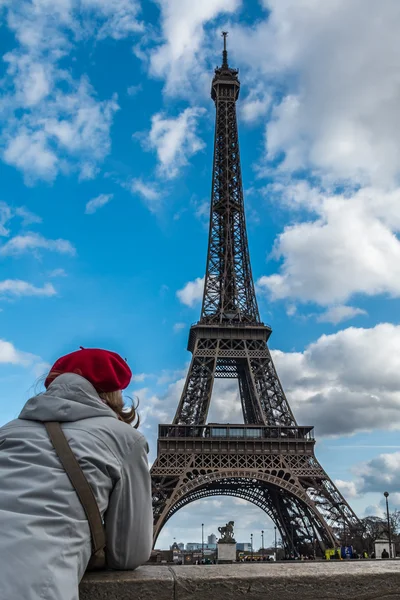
98,390,139,427
45,370,139,427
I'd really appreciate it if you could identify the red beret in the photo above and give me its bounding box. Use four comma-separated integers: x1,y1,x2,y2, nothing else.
45,348,132,393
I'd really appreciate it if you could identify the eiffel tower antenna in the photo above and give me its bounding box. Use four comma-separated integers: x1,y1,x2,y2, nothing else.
222,31,228,67
151,35,360,556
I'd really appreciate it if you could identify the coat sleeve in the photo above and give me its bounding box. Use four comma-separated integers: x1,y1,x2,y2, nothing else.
104,435,153,570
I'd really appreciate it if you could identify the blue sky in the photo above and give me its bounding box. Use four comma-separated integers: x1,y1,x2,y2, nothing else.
2,0,400,549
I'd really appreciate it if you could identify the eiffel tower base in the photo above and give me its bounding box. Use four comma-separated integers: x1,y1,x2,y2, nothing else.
151,424,358,557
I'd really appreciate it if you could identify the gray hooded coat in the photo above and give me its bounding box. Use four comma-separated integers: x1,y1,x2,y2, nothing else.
0,373,153,600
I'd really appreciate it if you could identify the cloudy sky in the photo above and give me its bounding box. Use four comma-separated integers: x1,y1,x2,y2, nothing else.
2,0,400,550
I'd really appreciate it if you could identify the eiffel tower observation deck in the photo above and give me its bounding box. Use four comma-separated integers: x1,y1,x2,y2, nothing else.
151,33,360,557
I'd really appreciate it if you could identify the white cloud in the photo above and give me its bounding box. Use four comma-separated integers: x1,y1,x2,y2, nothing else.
156,369,182,387
79,162,99,181
149,0,240,96
173,322,186,333
337,453,400,507
32,360,52,379
334,479,358,499
48,268,67,278
193,200,209,222
130,179,161,212
85,193,113,214
127,83,142,96
132,373,148,383
317,305,367,325
271,323,400,436
3,129,58,181
286,304,296,317
385,493,400,508
230,0,400,186
0,0,143,182
14,206,42,226
177,276,204,307
0,202,12,237
144,107,206,179
0,280,56,297
208,379,243,423
257,184,400,306
0,202,41,237
362,504,386,519
357,452,400,494
80,0,143,39
240,84,271,124
43,79,118,154
136,384,180,433
0,339,38,367
5,53,52,107
0,233,76,257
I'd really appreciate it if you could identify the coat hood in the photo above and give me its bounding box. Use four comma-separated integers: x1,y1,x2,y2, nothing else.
19,373,118,422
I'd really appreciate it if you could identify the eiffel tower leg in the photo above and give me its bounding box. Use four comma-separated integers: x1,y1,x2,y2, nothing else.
173,339,219,425
269,488,299,556
151,453,196,542
267,487,331,557
302,473,360,542
246,340,297,426
237,361,265,424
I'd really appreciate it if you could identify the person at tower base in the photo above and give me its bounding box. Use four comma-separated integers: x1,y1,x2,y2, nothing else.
0,347,153,600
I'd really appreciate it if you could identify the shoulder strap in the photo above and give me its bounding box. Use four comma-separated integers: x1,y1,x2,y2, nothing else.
44,421,106,554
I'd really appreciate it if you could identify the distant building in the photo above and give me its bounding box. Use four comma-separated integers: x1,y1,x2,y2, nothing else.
186,542,217,551
237,543,252,552
208,533,217,545
169,542,185,554
170,542,185,552
186,543,202,551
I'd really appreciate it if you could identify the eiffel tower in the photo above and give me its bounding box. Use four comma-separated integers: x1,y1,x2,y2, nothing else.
151,33,359,555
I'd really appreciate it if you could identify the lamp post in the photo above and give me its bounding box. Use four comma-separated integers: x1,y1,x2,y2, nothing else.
261,530,264,557
250,533,253,561
384,492,392,559
201,523,204,563
274,526,277,560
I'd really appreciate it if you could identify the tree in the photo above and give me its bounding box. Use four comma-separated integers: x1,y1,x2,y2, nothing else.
350,514,400,555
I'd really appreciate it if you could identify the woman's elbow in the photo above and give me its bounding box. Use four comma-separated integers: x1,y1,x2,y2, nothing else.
107,540,152,571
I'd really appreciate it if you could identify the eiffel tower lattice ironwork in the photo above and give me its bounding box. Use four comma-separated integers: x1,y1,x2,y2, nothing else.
151,33,360,555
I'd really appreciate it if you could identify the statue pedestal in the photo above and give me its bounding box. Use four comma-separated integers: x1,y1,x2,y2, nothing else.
217,542,236,564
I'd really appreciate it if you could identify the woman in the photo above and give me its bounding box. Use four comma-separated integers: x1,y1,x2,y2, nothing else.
0,347,153,600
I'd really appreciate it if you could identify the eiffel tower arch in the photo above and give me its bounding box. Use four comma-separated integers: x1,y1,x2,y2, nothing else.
151,33,360,556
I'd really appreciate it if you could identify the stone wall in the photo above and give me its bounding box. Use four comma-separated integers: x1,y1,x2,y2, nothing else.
80,561,400,600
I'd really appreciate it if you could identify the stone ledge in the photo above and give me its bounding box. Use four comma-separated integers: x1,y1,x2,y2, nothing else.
80,562,400,600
